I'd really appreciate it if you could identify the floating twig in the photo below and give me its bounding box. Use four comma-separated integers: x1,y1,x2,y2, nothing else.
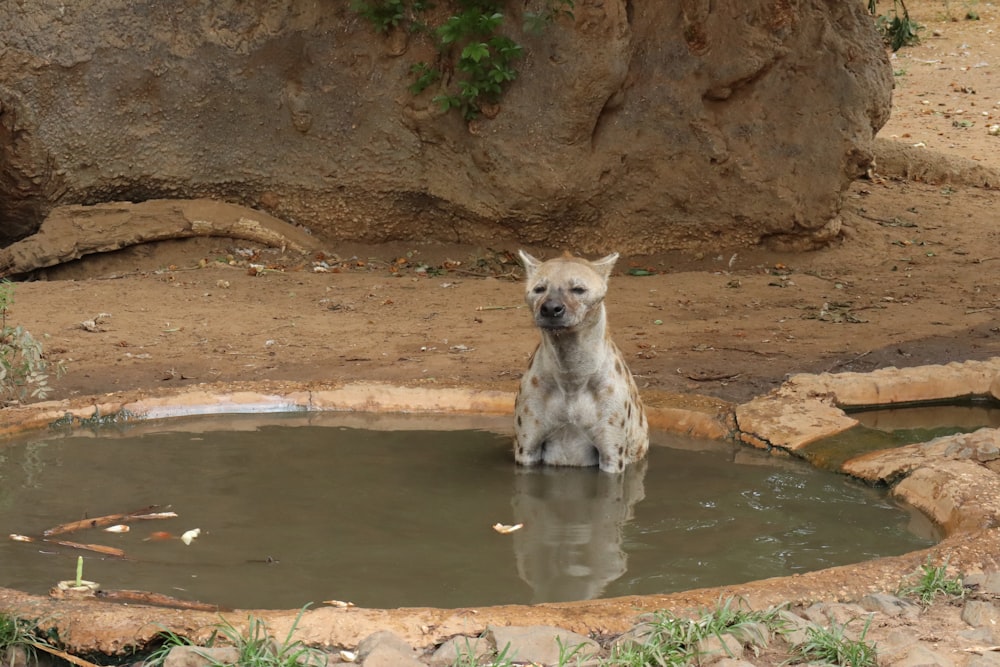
95,589,225,612
43,505,171,537
42,539,127,558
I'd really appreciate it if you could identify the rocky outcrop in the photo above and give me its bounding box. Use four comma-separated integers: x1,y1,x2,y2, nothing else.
0,0,890,251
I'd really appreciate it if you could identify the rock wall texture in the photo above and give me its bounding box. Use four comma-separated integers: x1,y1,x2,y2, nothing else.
0,0,891,252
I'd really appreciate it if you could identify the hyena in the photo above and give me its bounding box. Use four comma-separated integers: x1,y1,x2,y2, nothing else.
513,250,649,473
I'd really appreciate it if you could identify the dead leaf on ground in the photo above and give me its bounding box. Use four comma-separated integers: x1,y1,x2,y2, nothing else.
78,312,112,332
801,302,870,324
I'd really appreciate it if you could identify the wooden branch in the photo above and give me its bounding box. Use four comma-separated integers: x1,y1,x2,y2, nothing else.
42,539,127,558
28,642,104,667
0,198,319,278
42,504,165,537
96,589,226,612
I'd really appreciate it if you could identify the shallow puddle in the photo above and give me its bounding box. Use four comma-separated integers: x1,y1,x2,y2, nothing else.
0,413,935,609
853,400,1000,434
803,399,1000,470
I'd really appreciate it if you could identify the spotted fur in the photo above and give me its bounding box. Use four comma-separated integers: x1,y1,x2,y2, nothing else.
513,250,649,473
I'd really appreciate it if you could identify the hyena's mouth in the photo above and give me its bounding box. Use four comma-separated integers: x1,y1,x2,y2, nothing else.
535,316,575,331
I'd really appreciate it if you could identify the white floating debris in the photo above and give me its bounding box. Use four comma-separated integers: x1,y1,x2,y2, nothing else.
323,599,356,608
133,511,179,520
9,534,33,542
104,525,130,533
492,523,524,534
339,650,357,662
180,528,201,546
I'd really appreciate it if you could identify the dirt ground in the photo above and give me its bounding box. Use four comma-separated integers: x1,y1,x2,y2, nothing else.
9,1,1000,409
3,0,1000,662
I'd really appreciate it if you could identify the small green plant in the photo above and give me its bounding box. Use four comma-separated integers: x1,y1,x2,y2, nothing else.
353,0,574,121
898,559,966,604
0,280,62,404
869,0,922,50
0,613,46,665
606,597,785,666
452,640,515,667
408,61,442,95
350,0,406,33
555,636,595,666
147,605,326,667
793,616,877,667
433,30,524,120
523,0,575,34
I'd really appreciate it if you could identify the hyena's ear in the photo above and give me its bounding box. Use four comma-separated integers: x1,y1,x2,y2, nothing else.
590,252,620,282
518,249,543,280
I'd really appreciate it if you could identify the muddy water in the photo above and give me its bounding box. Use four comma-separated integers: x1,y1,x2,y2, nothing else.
0,414,935,610
853,400,1000,434
803,400,1000,470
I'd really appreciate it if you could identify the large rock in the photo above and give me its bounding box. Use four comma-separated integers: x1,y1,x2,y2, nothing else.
0,0,891,251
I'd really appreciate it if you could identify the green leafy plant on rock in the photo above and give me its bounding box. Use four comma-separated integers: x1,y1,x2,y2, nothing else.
350,0,407,33
0,280,62,404
354,0,574,120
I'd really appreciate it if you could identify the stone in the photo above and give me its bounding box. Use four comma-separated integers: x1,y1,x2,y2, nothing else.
163,646,240,667
888,644,956,667
0,1,891,253
736,396,858,452
963,601,1000,629
991,374,1000,401
844,429,1000,485
967,571,1000,596
428,637,492,667
727,622,771,650
695,633,744,664
893,460,1000,534
486,625,599,666
969,653,1000,667
875,629,920,665
1,646,30,667
359,645,424,667
860,593,922,619
801,602,870,627
356,631,417,661
960,627,1000,646
784,359,1000,408
774,610,817,648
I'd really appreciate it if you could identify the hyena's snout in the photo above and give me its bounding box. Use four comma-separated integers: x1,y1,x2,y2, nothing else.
539,299,566,320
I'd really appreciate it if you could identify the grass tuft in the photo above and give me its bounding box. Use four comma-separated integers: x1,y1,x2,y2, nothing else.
605,597,785,666
793,615,877,667
146,605,326,667
898,558,966,604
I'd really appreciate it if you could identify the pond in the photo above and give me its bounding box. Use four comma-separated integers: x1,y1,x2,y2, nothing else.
0,413,936,610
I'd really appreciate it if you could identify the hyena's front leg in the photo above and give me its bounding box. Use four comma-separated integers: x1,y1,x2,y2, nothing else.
589,386,648,473
588,422,628,473
513,389,546,466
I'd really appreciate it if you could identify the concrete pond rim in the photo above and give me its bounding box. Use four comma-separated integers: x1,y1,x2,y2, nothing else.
1,358,1000,655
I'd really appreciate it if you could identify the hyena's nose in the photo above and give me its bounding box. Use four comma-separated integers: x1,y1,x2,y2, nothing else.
540,299,565,319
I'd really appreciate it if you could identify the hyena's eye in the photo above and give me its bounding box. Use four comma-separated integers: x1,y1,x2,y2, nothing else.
570,286,587,295
533,285,546,294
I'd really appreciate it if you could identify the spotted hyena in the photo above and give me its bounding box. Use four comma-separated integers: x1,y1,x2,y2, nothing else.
513,250,649,473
